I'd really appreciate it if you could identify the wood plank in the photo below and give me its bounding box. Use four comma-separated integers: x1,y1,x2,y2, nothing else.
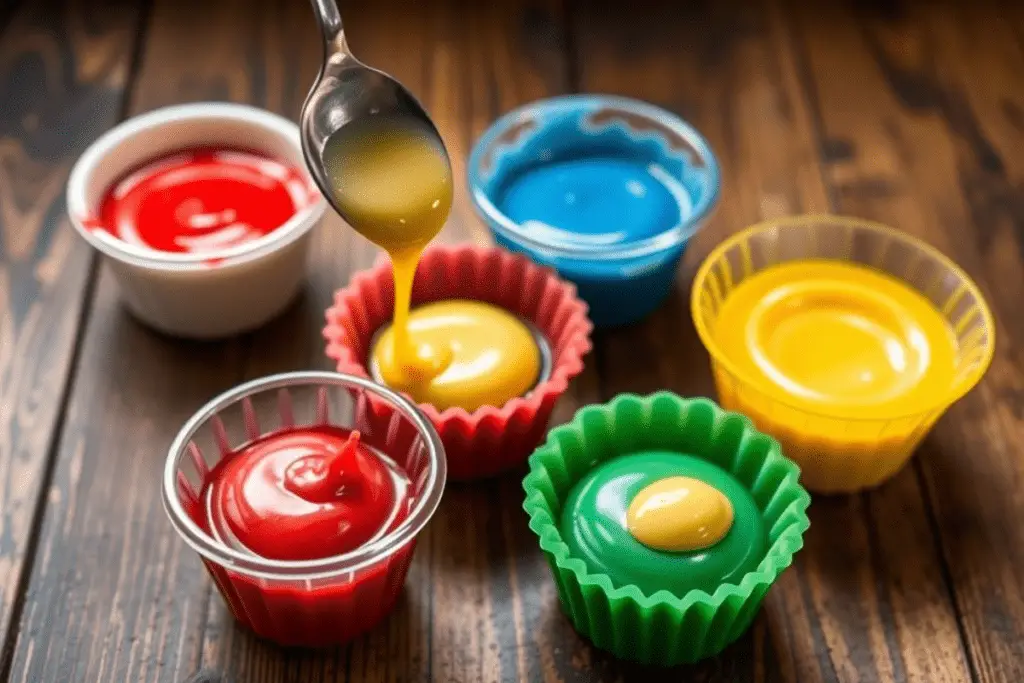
567,0,974,681
0,0,602,682
443,1,626,680
193,2,423,681
11,1,1018,682
814,1,1024,680
789,0,1024,681
2,0,302,679
565,1,830,679
197,1,604,682
412,5,606,680
0,0,145,670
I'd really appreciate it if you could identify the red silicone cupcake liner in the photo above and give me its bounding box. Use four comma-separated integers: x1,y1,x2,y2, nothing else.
324,244,593,480
165,372,446,648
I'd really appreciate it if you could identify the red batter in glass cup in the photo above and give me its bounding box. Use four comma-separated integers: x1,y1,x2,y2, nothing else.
204,425,412,562
163,372,446,647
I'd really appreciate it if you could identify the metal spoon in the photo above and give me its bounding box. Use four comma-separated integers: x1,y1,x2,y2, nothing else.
301,0,450,217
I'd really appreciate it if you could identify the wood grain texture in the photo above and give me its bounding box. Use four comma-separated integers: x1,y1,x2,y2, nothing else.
199,2,602,683
800,1,1024,681
0,0,144,672
566,1,827,680
4,0,1024,681
3,0,299,679
568,0,974,681
194,2,425,680
0,0,598,681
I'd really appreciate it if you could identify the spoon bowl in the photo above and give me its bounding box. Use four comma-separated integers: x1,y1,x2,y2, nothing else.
301,0,449,219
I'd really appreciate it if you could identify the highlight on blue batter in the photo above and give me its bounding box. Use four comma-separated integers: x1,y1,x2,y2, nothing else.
468,95,721,328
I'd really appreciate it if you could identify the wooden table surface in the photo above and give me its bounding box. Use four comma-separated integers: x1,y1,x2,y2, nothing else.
2,0,1023,681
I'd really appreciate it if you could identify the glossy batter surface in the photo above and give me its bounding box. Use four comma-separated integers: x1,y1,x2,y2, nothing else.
713,260,958,419
323,116,454,381
560,451,766,596
203,426,410,562
98,148,310,254
370,299,542,412
626,475,734,552
497,157,691,247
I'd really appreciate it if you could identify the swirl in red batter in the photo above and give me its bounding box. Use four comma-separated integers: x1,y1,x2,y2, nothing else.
97,148,314,255
203,426,409,561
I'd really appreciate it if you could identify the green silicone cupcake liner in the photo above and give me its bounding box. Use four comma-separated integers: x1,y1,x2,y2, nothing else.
522,392,811,666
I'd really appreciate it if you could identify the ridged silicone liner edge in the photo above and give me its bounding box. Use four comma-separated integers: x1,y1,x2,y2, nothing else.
324,243,593,480
522,392,811,666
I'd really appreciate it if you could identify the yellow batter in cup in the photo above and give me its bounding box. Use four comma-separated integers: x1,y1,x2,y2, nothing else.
370,299,543,412
323,116,455,387
691,215,994,493
323,118,546,412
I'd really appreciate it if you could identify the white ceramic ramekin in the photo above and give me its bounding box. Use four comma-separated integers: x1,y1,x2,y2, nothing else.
67,102,327,339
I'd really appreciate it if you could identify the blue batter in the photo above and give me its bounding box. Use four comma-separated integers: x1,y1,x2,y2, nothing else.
467,95,721,327
496,157,692,246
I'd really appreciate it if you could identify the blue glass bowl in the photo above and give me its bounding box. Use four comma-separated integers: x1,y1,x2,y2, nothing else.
468,95,720,328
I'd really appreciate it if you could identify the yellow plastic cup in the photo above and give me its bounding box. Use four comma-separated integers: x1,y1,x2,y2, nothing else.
691,215,995,493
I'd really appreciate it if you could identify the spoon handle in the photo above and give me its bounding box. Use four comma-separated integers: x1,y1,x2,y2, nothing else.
309,0,346,47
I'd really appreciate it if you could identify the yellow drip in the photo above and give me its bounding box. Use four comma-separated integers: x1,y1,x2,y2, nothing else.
626,476,734,552
323,117,454,379
371,299,542,412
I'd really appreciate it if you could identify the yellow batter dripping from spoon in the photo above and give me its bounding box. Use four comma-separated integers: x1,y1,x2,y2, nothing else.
323,117,542,411
324,116,454,383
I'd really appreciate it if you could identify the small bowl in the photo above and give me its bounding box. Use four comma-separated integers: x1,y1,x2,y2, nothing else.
67,103,327,339
523,393,810,666
163,371,446,647
691,215,996,493
324,244,593,480
468,95,720,328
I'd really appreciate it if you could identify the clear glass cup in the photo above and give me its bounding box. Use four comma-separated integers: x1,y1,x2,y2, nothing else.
691,215,995,493
163,371,446,646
